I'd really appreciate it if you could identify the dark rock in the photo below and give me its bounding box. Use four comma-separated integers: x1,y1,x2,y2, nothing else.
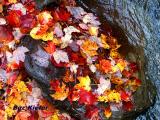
23,0,157,119
22,36,83,119
77,0,157,120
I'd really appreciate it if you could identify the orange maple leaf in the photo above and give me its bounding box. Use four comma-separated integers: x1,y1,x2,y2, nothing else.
81,40,99,57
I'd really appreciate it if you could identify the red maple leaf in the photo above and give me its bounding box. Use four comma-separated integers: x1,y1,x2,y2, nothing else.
122,101,134,111
134,78,142,86
24,1,36,13
129,62,139,73
20,14,37,33
6,10,22,27
85,105,99,119
0,26,13,42
120,90,130,102
52,8,71,22
122,70,132,78
50,80,60,91
78,89,97,105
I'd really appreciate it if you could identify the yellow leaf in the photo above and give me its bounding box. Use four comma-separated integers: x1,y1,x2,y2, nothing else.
75,76,91,91
111,65,119,73
116,59,127,72
5,104,16,117
51,83,69,101
8,0,17,3
99,90,121,103
30,26,54,41
110,50,121,59
53,38,61,45
0,82,3,89
0,4,3,13
81,40,99,57
51,111,60,120
41,32,54,41
98,96,108,103
15,81,29,93
111,76,124,85
100,34,110,49
107,90,121,103
89,26,99,36
7,93,26,106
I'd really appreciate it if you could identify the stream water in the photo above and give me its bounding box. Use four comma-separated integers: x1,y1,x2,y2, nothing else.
77,0,160,120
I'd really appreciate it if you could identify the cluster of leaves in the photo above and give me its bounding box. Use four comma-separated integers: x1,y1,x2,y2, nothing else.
0,0,141,119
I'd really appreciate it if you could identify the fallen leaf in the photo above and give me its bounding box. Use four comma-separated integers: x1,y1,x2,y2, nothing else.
0,4,3,13
20,14,36,33
83,13,101,26
30,25,54,41
6,10,21,27
129,62,139,73
96,76,111,95
81,40,99,57
100,34,110,49
89,26,99,36
64,26,80,34
44,41,56,54
122,101,134,111
0,18,6,25
107,90,121,103
104,106,112,118
116,59,127,72
89,64,97,73
78,89,97,105
8,0,17,4
70,64,78,74
15,111,31,120
0,26,14,42
0,69,7,83
6,46,29,64
79,23,88,30
85,105,99,119
15,81,29,93
9,3,26,15
75,76,91,91
0,110,5,120
61,26,80,48
38,99,55,118
111,76,124,85
38,11,53,25
51,82,69,101
52,8,70,21
66,6,86,19
54,23,63,37
63,70,74,83
53,50,69,64
120,90,130,102
100,90,121,103
99,59,112,73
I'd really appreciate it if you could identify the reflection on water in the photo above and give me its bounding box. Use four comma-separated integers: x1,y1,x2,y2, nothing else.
78,0,160,119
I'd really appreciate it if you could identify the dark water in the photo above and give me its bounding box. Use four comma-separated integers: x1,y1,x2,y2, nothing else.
78,0,160,120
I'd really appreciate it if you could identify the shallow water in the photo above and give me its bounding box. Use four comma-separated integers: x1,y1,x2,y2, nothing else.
78,0,160,119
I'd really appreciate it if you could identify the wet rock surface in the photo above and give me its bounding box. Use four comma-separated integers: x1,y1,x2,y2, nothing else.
24,0,158,119
77,0,159,120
